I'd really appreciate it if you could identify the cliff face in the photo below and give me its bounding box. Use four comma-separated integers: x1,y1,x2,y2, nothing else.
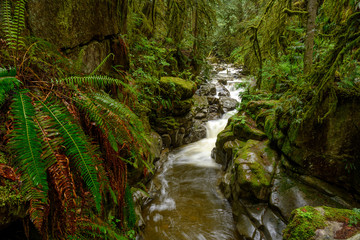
27,0,129,73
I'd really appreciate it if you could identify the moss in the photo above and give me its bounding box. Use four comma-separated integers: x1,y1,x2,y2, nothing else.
264,113,276,139
0,152,6,164
159,77,196,100
283,206,326,240
234,140,272,188
155,116,180,131
216,126,236,149
283,206,360,240
232,120,267,141
0,181,24,208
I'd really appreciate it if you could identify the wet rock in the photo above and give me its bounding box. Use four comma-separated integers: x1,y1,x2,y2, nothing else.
183,121,207,144
217,84,230,97
196,83,217,96
214,126,237,165
218,78,228,85
262,208,286,240
236,214,257,239
148,131,163,161
207,96,219,105
270,172,356,222
219,97,238,113
161,134,171,148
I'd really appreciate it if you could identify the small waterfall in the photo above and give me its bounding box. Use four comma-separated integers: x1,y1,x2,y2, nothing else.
141,64,244,240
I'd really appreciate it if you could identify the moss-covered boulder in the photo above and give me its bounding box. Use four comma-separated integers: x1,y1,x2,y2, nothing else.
221,140,279,202
159,77,196,100
283,206,360,240
232,117,267,141
231,140,278,201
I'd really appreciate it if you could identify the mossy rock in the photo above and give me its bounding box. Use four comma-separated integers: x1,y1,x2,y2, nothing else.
232,140,278,201
215,125,237,150
173,98,195,116
283,206,360,240
232,118,266,141
154,116,181,133
245,100,279,116
159,77,196,100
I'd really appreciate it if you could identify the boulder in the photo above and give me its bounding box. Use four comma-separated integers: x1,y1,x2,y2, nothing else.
270,171,357,222
159,77,196,100
219,97,238,113
148,131,163,162
183,120,207,144
196,83,217,96
232,119,267,141
220,140,279,202
217,84,230,97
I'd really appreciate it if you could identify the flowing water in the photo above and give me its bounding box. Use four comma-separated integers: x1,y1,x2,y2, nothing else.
141,65,244,240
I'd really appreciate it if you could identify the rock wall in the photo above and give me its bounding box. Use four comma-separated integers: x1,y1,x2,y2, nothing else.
27,0,129,73
266,92,360,194
214,97,360,239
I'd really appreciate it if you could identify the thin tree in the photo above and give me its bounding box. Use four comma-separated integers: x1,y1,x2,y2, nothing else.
303,0,318,74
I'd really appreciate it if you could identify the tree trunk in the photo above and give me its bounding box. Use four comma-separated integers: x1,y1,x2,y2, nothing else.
303,0,317,74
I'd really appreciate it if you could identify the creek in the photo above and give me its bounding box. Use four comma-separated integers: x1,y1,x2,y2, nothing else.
141,66,244,240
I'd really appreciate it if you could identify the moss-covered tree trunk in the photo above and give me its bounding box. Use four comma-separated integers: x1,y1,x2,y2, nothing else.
303,0,317,74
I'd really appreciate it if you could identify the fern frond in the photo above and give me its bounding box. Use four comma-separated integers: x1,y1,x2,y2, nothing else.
29,191,49,232
10,90,48,192
75,91,119,152
124,184,136,229
48,154,78,234
88,91,152,171
89,53,114,76
55,75,125,88
72,219,127,240
0,0,27,50
0,67,21,105
39,99,101,211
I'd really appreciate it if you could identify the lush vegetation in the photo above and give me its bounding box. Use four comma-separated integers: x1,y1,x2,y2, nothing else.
0,0,359,239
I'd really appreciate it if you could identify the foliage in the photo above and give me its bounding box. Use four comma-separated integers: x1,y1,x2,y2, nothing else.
0,1,155,238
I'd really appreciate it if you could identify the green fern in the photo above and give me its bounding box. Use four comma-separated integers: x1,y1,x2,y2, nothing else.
0,0,27,50
68,220,127,240
124,184,136,229
39,99,102,212
0,67,21,105
55,75,140,98
10,90,48,192
55,75,123,88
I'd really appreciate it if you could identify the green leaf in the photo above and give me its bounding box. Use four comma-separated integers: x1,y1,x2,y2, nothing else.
39,99,101,212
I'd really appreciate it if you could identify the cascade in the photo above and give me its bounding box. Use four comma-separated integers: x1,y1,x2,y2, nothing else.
141,65,245,240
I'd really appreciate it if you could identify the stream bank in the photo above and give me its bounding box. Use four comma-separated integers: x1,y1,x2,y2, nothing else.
214,80,360,239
